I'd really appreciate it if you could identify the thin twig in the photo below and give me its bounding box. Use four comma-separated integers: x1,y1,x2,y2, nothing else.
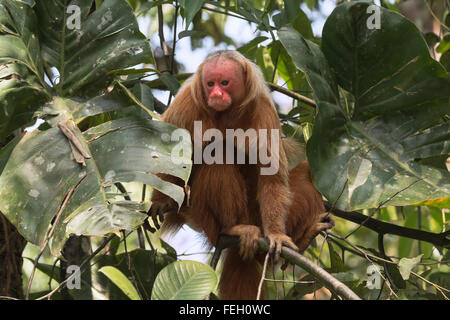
423,0,449,31
115,182,145,249
326,232,398,298
378,233,398,291
256,252,270,300
48,258,60,291
411,270,449,299
157,5,171,66
0,296,18,300
264,279,315,284
267,82,316,107
201,5,248,22
167,2,179,106
345,178,423,238
328,232,395,265
26,184,77,299
143,227,155,251
171,2,179,75
37,234,116,300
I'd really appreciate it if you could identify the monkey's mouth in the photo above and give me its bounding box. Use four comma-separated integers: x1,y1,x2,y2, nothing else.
208,100,231,111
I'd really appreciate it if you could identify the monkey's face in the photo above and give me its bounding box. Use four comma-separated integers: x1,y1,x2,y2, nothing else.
202,58,245,112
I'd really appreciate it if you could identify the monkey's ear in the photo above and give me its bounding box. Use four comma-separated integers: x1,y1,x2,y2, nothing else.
241,59,267,107
190,67,207,109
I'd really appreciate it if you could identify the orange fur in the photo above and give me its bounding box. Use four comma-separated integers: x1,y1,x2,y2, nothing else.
151,51,332,300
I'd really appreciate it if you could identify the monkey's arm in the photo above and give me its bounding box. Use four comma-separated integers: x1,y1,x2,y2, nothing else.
255,101,298,259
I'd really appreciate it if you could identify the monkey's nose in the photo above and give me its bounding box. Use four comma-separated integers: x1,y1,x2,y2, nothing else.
211,87,223,97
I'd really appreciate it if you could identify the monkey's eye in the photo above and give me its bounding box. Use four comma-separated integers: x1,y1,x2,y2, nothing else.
207,81,214,87
221,80,229,86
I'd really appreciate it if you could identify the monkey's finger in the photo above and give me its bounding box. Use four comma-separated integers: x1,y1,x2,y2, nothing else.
239,234,256,261
267,234,298,261
282,238,299,252
238,235,248,259
267,237,281,262
240,244,253,261
273,241,282,262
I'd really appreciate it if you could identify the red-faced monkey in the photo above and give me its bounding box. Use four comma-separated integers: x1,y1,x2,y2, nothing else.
150,50,333,299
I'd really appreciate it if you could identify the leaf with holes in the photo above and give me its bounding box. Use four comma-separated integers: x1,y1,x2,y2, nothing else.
0,0,51,142
0,118,192,255
35,0,153,97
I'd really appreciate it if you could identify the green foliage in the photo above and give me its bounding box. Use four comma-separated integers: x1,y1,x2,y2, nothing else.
151,260,218,300
0,0,51,141
179,0,204,29
280,2,450,211
0,0,192,256
99,266,141,300
0,0,448,301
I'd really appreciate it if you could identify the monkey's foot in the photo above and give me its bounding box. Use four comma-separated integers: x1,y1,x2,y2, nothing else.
296,213,335,252
266,233,299,262
225,225,262,261
315,212,335,233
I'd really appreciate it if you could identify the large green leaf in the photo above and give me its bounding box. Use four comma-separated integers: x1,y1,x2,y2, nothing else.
0,0,189,257
36,84,153,126
34,0,154,97
179,0,204,29
99,266,141,300
95,248,176,300
0,117,192,255
98,266,141,300
0,0,51,142
279,2,450,211
151,260,217,300
0,136,21,175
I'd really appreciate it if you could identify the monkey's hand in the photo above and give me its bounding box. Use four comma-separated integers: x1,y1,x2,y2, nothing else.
266,233,298,262
225,225,262,260
148,197,177,230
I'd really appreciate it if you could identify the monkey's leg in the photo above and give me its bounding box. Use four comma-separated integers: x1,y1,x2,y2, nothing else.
223,225,262,261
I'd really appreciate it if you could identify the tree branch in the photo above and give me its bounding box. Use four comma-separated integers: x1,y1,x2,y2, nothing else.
210,234,361,300
325,202,450,248
157,4,171,73
266,82,316,107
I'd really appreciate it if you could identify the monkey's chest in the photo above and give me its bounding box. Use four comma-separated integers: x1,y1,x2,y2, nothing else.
188,163,260,222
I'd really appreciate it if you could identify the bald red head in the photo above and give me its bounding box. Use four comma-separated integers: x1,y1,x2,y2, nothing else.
202,57,245,111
